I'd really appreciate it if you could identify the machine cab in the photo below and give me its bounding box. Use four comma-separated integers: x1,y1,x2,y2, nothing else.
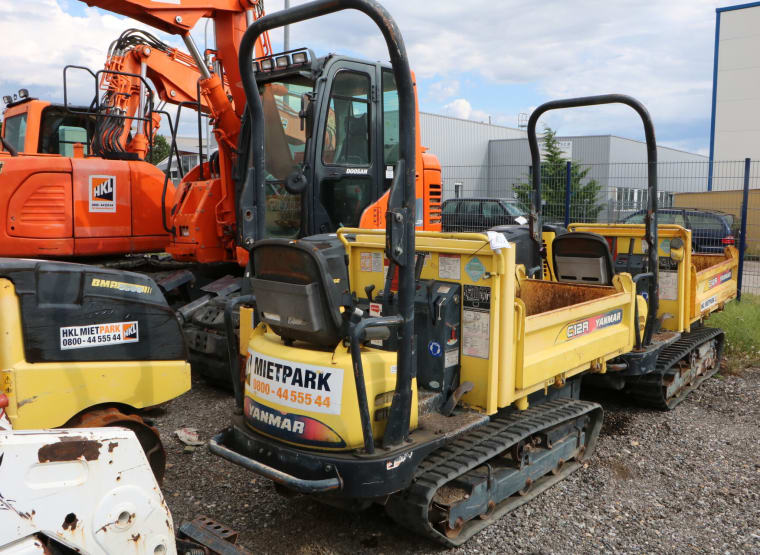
2,93,94,156
253,49,411,238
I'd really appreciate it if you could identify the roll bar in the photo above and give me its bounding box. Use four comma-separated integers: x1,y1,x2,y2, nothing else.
527,94,659,346
237,0,416,449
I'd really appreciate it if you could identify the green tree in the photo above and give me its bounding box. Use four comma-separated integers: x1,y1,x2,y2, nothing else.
147,134,171,165
513,127,603,223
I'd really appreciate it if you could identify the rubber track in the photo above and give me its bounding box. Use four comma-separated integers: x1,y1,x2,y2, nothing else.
385,398,602,547
625,326,724,410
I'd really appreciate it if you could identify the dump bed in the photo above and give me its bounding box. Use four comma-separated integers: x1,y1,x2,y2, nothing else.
340,229,639,413
690,250,739,320
568,224,738,332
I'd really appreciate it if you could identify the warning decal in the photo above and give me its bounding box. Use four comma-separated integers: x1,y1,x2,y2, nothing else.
462,285,491,359
60,321,139,350
89,175,116,212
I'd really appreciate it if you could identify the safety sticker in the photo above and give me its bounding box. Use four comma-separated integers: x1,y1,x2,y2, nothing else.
659,271,678,301
369,302,383,346
428,341,442,357
60,321,138,350
445,348,459,368
465,257,486,282
360,251,383,273
246,351,343,415
89,175,116,213
462,285,490,359
439,254,461,280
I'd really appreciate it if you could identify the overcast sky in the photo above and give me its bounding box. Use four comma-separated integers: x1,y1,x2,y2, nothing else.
0,0,727,155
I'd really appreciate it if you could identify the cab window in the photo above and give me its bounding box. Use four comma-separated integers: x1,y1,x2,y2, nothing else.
322,71,370,166
259,77,313,238
38,107,94,156
382,69,399,169
3,113,27,152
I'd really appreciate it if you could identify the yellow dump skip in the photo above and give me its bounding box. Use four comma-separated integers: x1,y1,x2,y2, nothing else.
569,224,738,332
340,229,639,414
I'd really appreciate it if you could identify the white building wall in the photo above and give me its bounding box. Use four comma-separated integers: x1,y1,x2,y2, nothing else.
419,112,526,198
711,4,760,190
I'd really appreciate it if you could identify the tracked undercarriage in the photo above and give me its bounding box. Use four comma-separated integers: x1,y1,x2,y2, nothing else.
385,398,602,546
624,327,724,410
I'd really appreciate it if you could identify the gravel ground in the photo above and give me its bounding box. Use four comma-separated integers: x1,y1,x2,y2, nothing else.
152,364,760,554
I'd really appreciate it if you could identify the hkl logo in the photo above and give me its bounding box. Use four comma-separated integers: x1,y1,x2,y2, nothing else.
122,322,138,341
92,176,115,201
89,175,116,212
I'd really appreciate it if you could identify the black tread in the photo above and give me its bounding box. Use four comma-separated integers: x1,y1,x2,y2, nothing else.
626,326,724,410
385,398,602,546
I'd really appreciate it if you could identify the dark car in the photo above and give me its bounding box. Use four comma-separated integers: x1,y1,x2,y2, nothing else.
441,198,527,233
622,208,736,253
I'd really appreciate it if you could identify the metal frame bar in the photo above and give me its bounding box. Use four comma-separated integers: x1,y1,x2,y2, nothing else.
527,94,659,346
237,0,417,449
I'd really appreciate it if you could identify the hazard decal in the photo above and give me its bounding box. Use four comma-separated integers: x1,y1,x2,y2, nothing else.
89,175,116,212
60,321,139,350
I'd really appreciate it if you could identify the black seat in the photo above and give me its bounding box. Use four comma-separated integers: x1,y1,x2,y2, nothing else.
335,115,369,165
250,235,350,347
552,232,615,286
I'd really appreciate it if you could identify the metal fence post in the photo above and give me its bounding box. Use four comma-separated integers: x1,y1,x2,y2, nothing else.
737,157,750,301
564,161,572,227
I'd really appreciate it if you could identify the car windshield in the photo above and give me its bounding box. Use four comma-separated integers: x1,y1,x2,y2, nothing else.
259,77,313,238
503,202,524,217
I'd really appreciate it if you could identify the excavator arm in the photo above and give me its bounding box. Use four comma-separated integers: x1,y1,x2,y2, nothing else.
96,29,218,158
82,0,272,117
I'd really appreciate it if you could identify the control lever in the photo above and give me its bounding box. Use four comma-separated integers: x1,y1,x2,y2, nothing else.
441,381,474,416
364,284,375,303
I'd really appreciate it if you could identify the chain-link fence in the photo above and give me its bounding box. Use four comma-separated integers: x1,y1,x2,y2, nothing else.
440,160,760,295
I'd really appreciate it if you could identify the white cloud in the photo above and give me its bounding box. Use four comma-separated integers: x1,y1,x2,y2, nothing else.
442,98,492,123
1,0,725,149
264,0,722,148
426,79,460,102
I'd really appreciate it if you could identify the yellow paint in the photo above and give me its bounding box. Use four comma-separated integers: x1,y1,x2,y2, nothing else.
239,306,256,356
0,278,190,430
568,224,738,331
244,324,417,451
338,229,639,413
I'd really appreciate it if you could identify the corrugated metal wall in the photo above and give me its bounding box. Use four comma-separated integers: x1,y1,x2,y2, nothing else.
487,135,612,200
419,112,525,199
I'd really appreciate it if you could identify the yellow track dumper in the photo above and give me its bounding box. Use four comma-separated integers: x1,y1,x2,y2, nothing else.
208,1,651,545
523,97,739,410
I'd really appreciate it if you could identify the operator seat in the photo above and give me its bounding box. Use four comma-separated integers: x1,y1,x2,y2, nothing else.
249,235,351,347
552,232,615,285
335,115,369,165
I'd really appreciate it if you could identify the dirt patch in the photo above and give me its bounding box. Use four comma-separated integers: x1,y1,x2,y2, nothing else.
692,253,726,273
519,280,615,316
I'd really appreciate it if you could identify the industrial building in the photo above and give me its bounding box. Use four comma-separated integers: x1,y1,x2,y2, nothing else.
420,112,707,221
709,1,760,190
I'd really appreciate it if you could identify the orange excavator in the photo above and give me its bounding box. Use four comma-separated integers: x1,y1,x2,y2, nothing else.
0,0,444,382
0,1,273,258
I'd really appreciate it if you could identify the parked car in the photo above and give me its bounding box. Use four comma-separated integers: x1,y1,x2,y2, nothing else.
442,198,528,232
622,208,737,253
